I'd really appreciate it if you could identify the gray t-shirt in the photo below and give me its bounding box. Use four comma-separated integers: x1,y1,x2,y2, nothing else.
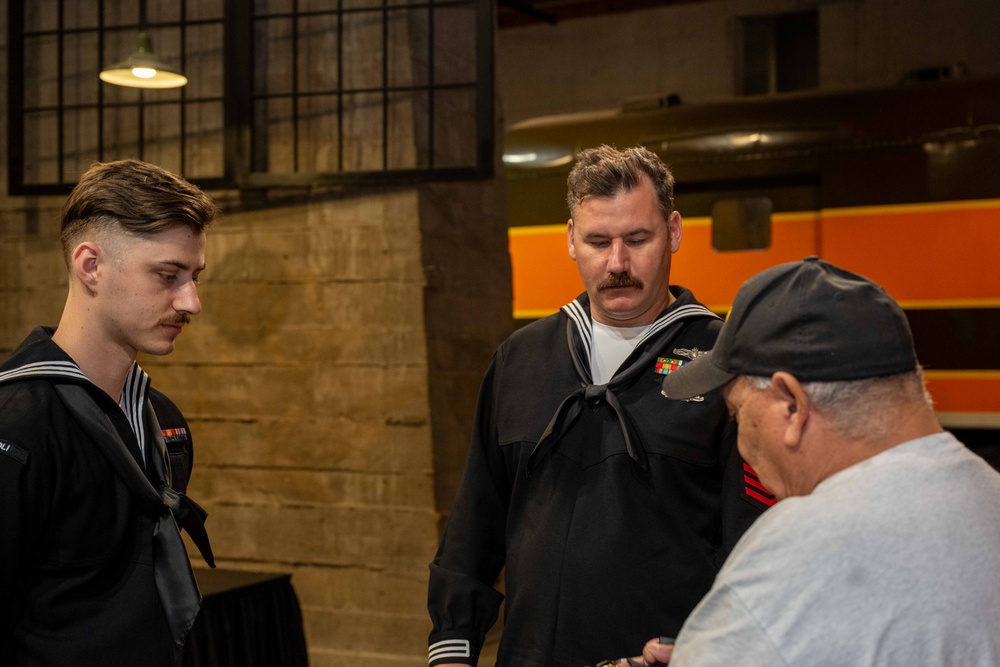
670,432,1000,666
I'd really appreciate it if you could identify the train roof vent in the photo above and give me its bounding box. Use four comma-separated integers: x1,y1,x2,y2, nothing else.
622,93,682,114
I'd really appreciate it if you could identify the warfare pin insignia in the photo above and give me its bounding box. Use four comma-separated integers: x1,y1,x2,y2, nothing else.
673,347,709,360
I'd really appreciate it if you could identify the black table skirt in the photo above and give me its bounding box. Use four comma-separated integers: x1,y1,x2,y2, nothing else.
183,568,309,667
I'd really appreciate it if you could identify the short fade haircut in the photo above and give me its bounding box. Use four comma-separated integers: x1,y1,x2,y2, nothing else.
60,158,219,267
566,145,675,221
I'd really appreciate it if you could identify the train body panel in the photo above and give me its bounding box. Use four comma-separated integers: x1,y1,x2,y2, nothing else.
504,76,1000,431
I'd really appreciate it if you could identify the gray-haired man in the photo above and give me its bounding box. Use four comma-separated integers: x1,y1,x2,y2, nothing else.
638,256,1000,666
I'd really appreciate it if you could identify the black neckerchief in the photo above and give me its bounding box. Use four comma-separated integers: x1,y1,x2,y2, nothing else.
527,289,719,474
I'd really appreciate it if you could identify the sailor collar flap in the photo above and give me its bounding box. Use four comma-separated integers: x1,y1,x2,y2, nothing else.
526,290,720,474
0,329,155,460
0,327,215,568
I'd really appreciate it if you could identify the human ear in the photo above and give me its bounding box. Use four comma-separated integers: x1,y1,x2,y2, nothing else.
668,210,683,253
70,242,102,294
567,218,577,261
770,371,810,447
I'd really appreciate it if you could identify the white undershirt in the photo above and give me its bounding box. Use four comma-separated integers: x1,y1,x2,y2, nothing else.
590,319,651,384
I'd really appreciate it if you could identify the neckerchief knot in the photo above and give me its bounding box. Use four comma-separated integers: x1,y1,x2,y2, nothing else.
526,291,720,476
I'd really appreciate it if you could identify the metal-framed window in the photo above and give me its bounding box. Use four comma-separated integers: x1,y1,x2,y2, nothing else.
8,0,495,195
738,10,817,96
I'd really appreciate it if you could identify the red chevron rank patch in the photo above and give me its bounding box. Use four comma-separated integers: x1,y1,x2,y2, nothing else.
743,463,777,508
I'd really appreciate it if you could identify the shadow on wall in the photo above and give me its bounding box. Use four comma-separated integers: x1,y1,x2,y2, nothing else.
207,238,292,348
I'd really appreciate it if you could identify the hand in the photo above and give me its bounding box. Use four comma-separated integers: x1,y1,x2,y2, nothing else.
612,636,675,666
641,635,675,665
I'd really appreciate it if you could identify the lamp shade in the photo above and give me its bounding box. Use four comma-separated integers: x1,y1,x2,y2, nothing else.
99,32,187,89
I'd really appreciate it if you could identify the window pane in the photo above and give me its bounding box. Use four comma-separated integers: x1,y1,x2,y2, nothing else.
432,86,476,168
341,92,384,171
148,0,182,23
433,5,476,86
185,101,225,178
147,27,186,79
299,95,341,172
64,32,101,107
103,1,140,28
343,0,383,9
25,35,59,108
298,14,340,93
255,97,296,173
186,23,225,101
64,2,99,30
409,89,431,169
25,0,59,32
387,90,420,169
102,105,141,157
184,0,224,22
776,13,818,92
255,0,293,16
24,110,60,184
256,17,295,96
389,8,428,88
301,0,341,11
342,11,384,90
740,11,817,96
63,108,102,173
144,103,184,173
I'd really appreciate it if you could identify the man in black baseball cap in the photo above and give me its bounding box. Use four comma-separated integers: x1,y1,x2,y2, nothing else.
661,255,918,403
626,257,1000,666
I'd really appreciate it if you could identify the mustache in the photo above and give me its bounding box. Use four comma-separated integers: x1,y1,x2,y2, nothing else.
598,272,644,291
161,314,192,326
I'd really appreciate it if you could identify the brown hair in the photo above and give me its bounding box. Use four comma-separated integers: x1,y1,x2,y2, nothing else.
566,145,675,221
60,159,219,266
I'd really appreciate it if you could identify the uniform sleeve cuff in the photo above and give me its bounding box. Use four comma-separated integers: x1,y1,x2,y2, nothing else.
428,637,478,666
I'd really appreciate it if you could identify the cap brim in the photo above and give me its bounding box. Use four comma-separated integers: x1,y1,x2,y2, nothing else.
660,353,736,400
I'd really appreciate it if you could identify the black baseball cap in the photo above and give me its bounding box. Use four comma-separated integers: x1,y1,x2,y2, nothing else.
661,257,918,400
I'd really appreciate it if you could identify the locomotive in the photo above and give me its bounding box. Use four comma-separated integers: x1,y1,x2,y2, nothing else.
503,74,1000,460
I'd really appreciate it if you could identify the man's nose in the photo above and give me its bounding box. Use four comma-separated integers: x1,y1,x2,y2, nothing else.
607,239,629,273
175,280,202,315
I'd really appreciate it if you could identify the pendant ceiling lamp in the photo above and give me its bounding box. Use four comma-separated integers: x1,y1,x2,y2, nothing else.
99,0,187,89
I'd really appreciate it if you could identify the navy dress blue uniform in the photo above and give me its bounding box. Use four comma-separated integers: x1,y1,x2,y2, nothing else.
0,327,212,667
428,289,770,667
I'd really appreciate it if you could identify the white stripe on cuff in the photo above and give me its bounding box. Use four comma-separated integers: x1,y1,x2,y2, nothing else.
429,638,471,663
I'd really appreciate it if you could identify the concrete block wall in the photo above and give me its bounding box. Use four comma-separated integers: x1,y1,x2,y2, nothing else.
145,190,450,667
417,180,513,518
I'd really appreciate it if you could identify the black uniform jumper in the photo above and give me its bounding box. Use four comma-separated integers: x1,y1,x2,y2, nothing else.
428,288,768,667
0,327,213,667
